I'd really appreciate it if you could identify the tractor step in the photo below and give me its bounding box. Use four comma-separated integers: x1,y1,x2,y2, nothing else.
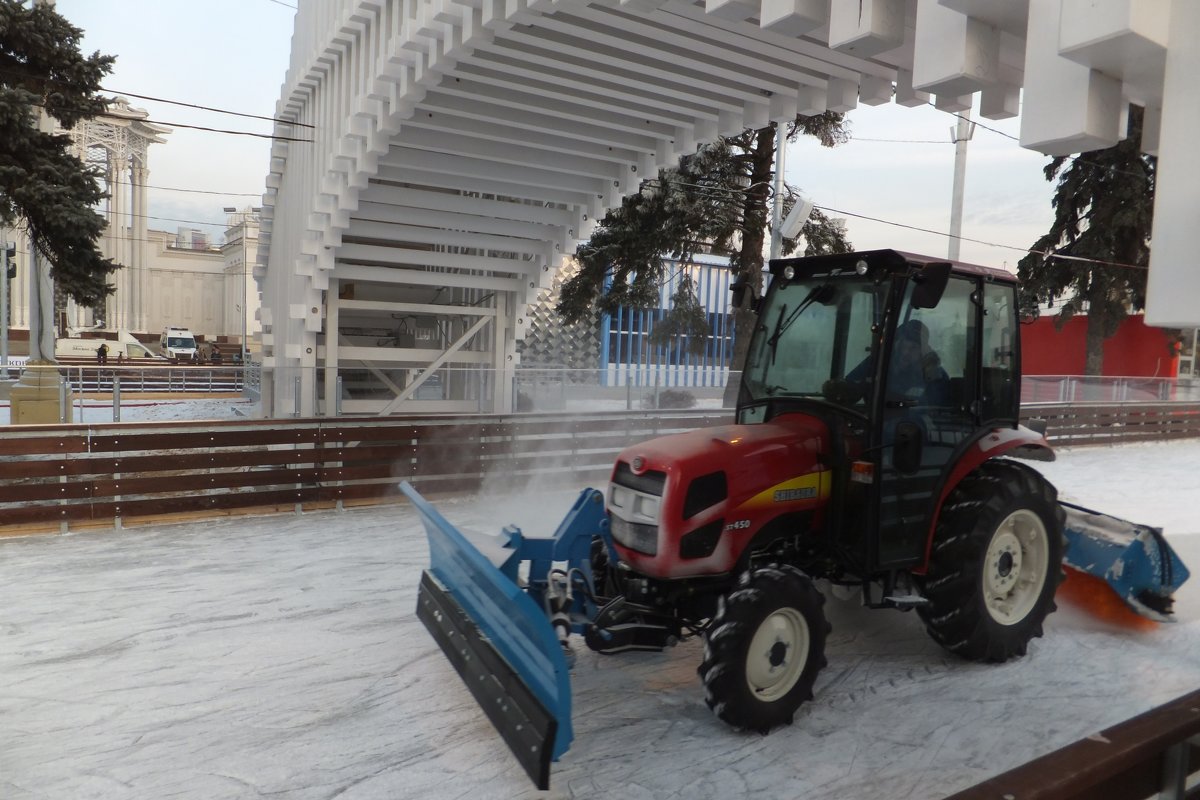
883,594,931,609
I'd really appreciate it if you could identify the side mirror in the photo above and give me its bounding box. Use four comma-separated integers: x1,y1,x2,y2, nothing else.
911,262,952,309
892,421,924,474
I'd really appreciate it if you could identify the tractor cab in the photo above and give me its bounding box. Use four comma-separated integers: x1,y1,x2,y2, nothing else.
737,249,1022,575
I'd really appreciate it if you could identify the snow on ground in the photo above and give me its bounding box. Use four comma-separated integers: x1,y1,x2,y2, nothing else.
2,440,1199,799
0,396,260,424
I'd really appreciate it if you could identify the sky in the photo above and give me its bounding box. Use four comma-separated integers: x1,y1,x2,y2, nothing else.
2,435,1198,798
49,1,1058,269
789,101,1059,272
54,0,299,243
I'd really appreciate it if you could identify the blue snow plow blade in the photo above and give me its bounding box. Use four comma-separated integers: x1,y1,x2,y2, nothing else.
402,481,608,790
1061,502,1191,622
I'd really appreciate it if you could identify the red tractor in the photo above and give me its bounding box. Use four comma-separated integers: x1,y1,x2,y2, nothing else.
405,249,1187,789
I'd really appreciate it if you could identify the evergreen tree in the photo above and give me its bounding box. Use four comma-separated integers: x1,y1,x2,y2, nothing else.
1017,106,1155,375
556,115,852,376
0,0,118,307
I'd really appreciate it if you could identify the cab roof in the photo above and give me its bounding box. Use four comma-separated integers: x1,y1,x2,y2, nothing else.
769,249,1017,284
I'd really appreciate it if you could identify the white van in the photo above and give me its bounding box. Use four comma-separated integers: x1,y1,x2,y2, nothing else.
160,327,199,360
55,331,163,361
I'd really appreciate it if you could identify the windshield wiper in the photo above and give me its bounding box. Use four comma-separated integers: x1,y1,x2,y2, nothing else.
767,284,835,354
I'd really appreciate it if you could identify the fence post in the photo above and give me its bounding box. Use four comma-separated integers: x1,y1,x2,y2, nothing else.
58,377,67,423
335,375,343,416
113,376,121,422
294,376,302,417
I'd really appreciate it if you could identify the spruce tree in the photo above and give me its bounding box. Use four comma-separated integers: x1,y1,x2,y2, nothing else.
1017,106,1154,375
556,115,852,378
0,0,118,307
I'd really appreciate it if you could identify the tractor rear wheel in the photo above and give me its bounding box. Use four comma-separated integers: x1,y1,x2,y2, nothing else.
698,565,829,733
916,460,1065,662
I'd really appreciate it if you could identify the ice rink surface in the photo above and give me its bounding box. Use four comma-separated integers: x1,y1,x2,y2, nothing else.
3,439,1199,799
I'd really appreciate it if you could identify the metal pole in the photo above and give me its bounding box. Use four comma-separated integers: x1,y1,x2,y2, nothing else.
948,110,974,261
1,239,9,368
241,222,248,365
294,375,301,417
113,376,121,422
770,122,786,261
335,375,342,416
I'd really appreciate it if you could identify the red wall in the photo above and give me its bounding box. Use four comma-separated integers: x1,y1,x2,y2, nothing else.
1021,315,1179,377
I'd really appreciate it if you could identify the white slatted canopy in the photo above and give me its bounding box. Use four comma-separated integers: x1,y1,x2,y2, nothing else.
259,0,1196,417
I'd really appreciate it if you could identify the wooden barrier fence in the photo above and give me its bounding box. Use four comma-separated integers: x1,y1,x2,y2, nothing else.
3,402,1200,536
945,688,1200,800
1030,402,1200,447
0,410,729,535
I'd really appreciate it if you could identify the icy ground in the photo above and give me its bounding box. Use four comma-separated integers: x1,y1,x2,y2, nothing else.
2,440,1199,799
0,397,259,424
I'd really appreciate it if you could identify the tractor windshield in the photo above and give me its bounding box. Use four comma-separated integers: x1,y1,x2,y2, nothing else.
742,275,887,410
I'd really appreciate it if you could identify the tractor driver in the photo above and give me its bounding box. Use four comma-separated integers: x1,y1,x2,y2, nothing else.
823,319,950,406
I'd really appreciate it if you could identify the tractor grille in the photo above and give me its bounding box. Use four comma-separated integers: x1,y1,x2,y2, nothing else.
610,515,658,555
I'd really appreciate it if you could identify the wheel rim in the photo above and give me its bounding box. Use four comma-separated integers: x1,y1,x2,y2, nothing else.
744,607,810,701
983,509,1050,625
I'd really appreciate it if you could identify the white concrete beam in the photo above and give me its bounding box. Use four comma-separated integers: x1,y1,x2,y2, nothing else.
1019,0,1122,156
828,0,906,59
912,0,1001,97
1145,0,1200,327
759,0,827,37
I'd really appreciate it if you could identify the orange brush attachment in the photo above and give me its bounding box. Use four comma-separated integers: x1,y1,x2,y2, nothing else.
1058,567,1159,631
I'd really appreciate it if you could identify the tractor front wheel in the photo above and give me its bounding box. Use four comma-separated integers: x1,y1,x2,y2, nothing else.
698,565,829,733
916,460,1065,662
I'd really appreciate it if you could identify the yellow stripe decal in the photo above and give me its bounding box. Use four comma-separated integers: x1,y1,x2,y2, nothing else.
738,471,830,510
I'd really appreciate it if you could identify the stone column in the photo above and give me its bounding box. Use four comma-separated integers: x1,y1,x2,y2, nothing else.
111,156,129,330
131,164,149,333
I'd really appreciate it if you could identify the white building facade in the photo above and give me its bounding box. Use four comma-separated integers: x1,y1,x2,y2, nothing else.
3,99,263,354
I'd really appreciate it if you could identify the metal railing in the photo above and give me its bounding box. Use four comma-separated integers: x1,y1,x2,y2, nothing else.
1023,374,1200,405
59,364,245,394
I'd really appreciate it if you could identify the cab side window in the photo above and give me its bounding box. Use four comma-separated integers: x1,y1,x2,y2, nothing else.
902,277,976,410
981,283,1018,422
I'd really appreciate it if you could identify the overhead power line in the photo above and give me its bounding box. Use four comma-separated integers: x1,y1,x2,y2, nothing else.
96,87,314,129
95,112,311,143
814,203,1147,272
933,102,1151,181
0,66,308,132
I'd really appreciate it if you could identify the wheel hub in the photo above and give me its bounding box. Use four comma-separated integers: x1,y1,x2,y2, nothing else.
744,608,811,701
768,641,787,668
983,510,1050,626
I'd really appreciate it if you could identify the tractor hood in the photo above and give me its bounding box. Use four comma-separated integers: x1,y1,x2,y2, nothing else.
608,412,831,579
616,414,828,479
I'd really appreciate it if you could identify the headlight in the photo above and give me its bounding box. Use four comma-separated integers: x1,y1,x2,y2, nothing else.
634,494,659,519
609,485,631,510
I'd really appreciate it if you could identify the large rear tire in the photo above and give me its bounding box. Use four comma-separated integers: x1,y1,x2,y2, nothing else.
698,565,829,733
916,460,1065,662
